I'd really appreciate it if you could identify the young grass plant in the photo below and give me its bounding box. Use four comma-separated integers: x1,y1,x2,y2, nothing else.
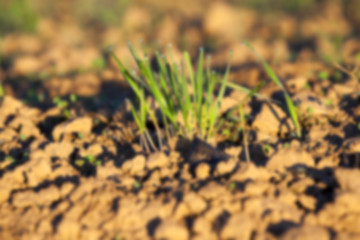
110,44,232,152
242,41,302,138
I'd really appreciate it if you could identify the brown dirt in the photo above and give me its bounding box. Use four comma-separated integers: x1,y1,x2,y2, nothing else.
1,1,360,239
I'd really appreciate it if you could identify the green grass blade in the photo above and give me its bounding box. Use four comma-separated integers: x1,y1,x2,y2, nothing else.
0,83,4,97
226,81,284,106
139,90,147,128
206,72,216,110
178,60,194,137
127,99,144,132
195,48,205,135
183,51,196,128
155,52,176,112
242,41,284,89
196,48,204,103
174,63,192,126
139,39,148,58
206,55,212,82
207,52,233,138
184,51,195,92
166,63,181,104
110,50,143,97
216,51,233,104
205,56,214,117
285,93,301,137
203,72,216,136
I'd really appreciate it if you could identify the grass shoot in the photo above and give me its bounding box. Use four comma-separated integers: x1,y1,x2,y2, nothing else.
111,41,301,153
242,41,302,138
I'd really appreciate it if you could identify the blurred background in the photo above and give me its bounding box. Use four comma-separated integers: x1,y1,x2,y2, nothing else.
0,0,359,109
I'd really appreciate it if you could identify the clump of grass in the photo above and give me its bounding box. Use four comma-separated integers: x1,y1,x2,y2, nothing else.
242,41,302,138
111,42,300,152
110,44,232,152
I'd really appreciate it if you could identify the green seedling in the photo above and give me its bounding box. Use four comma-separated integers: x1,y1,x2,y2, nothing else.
27,89,45,103
228,182,236,191
94,118,101,125
263,144,271,154
77,132,84,139
324,99,333,107
221,129,231,137
357,122,360,131
53,95,77,119
5,156,15,164
318,70,329,81
242,41,301,138
70,94,77,103
133,181,141,190
75,154,101,167
53,97,69,109
110,44,233,152
20,134,27,141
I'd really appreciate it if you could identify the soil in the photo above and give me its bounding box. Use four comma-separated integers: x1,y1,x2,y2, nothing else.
1,1,360,239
